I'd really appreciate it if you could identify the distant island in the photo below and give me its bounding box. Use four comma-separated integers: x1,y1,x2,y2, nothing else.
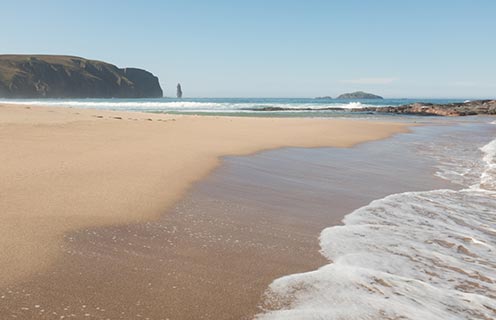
0,55,163,98
336,91,383,99
315,91,384,100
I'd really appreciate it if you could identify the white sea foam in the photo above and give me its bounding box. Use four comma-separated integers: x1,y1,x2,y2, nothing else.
0,99,371,112
257,124,496,320
478,138,496,191
416,137,485,187
334,102,363,109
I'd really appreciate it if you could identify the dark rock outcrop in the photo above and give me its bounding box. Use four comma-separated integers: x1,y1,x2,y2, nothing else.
176,83,183,98
337,91,383,99
355,100,496,116
315,96,333,100
249,100,496,116
0,55,162,98
246,106,345,112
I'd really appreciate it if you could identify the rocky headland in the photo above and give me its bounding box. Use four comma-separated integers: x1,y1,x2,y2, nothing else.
0,55,163,98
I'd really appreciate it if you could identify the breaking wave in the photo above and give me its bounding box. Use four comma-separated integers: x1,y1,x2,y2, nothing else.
257,122,496,320
0,99,374,113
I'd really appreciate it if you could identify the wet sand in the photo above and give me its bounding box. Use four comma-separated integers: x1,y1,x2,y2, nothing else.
0,103,408,290
0,117,458,319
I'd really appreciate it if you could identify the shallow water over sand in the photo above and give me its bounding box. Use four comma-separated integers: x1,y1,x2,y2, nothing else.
257,119,496,320
1,119,491,320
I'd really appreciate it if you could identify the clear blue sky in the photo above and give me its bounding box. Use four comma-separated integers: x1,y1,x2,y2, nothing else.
2,0,495,98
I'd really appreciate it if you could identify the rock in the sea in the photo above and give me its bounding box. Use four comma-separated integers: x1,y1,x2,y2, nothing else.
315,96,333,100
337,91,383,99
176,83,183,98
354,100,496,116
0,55,163,98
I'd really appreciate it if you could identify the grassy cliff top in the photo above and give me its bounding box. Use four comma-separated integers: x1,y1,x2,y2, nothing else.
0,55,116,84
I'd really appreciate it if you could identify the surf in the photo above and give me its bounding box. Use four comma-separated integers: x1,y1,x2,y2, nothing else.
256,121,496,320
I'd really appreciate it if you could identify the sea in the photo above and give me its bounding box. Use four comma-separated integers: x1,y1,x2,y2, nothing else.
0,97,469,117
2,97,495,319
254,118,496,319
248,117,496,320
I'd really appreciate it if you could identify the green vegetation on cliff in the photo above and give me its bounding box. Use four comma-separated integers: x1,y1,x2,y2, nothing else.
0,55,163,98
336,91,383,99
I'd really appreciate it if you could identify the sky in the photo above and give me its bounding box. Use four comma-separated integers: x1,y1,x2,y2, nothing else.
1,0,495,98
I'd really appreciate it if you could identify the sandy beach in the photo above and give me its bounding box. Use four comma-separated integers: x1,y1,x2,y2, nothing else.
0,105,408,318
3,1,495,318
2,103,494,319
2,2,494,318
0,104,408,287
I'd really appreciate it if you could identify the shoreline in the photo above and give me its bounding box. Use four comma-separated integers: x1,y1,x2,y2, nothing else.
0,103,409,288
1,120,465,319
257,121,496,320
3,104,491,319
2,119,464,319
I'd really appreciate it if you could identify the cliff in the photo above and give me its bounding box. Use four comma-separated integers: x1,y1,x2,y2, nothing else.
337,91,383,99
0,55,163,98
356,100,496,116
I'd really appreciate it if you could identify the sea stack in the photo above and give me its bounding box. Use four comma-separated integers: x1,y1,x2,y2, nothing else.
177,83,183,98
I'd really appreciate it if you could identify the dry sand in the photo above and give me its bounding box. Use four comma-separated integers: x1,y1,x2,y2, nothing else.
0,104,408,297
